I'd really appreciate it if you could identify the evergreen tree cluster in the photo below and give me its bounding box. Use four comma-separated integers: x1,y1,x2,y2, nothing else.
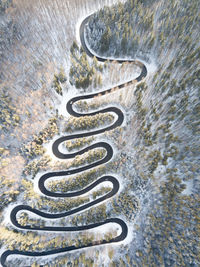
86,0,199,60
69,41,103,90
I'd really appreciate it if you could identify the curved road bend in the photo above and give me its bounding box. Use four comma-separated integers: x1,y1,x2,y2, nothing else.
1,12,147,267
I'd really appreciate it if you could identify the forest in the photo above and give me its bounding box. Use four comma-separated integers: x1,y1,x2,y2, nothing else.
0,0,199,266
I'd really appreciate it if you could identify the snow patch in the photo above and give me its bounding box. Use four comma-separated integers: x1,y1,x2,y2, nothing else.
182,179,193,195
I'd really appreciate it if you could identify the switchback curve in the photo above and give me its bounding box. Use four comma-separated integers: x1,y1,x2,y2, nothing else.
0,12,147,267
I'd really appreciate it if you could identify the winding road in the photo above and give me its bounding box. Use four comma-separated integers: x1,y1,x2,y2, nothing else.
0,13,147,267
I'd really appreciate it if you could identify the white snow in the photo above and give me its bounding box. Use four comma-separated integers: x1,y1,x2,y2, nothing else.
182,179,193,195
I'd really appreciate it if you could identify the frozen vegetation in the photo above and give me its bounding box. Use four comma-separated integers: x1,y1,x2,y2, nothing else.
0,0,199,266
